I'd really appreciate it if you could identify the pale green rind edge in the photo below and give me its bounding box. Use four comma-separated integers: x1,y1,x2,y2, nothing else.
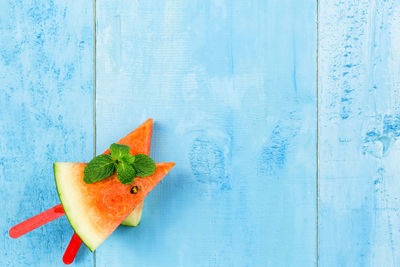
121,201,143,226
54,163,96,252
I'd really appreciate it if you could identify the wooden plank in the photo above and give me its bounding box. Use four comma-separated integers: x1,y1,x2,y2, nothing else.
96,0,317,266
319,0,400,265
0,0,94,266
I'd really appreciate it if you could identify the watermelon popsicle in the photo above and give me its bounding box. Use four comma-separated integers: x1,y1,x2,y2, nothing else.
100,118,153,226
11,159,174,262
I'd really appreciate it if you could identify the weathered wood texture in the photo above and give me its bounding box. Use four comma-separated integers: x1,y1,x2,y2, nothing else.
0,0,94,266
319,0,400,266
95,0,317,266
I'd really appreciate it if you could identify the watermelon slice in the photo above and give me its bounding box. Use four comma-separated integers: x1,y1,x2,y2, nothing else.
54,162,175,251
103,119,153,226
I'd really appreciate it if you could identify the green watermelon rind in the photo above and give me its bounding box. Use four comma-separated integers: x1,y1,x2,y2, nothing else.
54,163,97,252
121,201,143,227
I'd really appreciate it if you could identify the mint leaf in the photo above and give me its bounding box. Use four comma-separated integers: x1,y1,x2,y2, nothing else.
133,154,156,177
110,143,130,160
84,154,116,184
121,154,135,164
116,161,136,184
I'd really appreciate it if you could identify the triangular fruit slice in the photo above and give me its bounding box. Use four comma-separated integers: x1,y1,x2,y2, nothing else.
103,119,153,226
54,162,175,251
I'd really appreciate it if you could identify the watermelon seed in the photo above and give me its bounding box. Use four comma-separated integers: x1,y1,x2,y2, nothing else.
130,186,139,194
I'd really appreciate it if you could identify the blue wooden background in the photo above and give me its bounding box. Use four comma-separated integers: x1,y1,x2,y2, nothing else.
0,0,398,266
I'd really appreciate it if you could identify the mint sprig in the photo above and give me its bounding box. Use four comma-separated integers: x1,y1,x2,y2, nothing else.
83,143,156,184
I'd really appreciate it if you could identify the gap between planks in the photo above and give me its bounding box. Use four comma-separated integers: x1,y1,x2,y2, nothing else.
93,0,97,266
316,0,320,266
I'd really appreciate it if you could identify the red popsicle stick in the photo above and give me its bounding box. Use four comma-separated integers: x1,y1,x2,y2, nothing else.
63,233,83,265
9,203,65,238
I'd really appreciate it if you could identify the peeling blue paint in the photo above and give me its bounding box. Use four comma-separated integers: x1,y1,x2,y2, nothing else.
320,0,400,265
190,137,231,190
362,114,400,158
